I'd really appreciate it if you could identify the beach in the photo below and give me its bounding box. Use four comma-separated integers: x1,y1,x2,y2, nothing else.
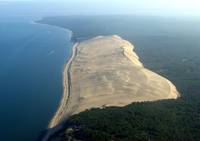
48,43,79,128
41,43,79,141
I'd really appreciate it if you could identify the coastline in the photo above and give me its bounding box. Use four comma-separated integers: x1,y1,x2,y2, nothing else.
41,43,79,141
32,18,75,44
31,18,73,38
32,18,78,126
49,43,79,128
33,18,81,141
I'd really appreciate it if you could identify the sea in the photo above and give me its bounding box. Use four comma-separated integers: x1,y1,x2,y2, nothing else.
0,16,73,141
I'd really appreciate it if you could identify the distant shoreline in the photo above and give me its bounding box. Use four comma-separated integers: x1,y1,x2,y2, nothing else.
33,18,79,47
32,19,73,40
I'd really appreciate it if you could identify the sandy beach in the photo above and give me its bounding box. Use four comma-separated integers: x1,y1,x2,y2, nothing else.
48,43,79,128
41,43,79,141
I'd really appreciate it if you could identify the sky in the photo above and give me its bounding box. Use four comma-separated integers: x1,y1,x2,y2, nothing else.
0,0,200,16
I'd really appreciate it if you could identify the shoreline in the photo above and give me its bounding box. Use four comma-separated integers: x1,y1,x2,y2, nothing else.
32,18,78,126
41,43,79,141
33,18,80,141
32,19,74,43
49,43,79,128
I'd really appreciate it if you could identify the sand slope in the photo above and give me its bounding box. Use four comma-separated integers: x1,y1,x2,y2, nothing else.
70,35,179,114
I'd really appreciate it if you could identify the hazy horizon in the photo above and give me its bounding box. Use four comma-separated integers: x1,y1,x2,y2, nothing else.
0,0,200,17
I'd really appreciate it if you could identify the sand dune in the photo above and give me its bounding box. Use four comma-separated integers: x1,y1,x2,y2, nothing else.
70,35,179,114
49,35,179,129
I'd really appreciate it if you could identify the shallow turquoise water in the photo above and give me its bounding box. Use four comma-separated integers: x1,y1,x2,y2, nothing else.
0,16,73,141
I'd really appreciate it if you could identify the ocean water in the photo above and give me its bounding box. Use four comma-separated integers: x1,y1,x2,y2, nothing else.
0,16,73,141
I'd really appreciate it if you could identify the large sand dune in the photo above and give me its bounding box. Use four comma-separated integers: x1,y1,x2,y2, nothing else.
70,35,179,114
44,34,180,141
48,35,179,130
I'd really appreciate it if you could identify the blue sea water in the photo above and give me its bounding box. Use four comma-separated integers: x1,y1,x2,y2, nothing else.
0,16,73,141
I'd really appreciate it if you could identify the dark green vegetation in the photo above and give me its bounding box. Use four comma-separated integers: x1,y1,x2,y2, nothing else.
39,16,200,141
66,97,200,141
48,84,200,141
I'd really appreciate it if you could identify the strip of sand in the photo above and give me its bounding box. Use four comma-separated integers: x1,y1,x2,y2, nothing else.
48,43,79,128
